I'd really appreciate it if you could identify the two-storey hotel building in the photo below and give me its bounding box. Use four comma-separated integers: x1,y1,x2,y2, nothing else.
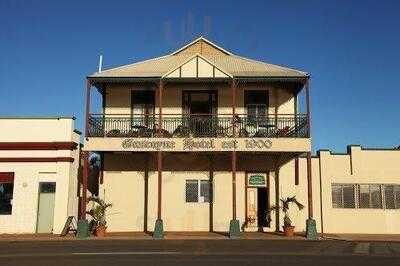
81,37,400,238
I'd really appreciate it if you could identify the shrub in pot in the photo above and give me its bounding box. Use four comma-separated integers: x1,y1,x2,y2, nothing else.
268,196,304,237
86,196,112,237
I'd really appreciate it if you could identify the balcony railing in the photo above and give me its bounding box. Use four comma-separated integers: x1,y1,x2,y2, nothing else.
88,114,309,138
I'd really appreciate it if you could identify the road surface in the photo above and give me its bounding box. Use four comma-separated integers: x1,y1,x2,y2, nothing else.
0,239,399,265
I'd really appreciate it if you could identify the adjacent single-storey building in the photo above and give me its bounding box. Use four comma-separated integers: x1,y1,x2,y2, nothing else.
81,37,400,237
0,117,80,234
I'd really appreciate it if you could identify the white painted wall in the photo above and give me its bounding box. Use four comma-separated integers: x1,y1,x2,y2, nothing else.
0,118,80,234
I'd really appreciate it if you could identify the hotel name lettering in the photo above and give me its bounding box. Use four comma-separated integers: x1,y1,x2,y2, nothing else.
121,138,272,151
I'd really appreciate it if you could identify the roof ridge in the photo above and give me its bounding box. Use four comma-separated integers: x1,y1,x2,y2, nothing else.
89,54,171,76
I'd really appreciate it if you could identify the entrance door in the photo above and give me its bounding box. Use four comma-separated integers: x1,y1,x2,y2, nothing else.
246,173,269,230
247,187,258,228
257,188,268,227
36,182,56,233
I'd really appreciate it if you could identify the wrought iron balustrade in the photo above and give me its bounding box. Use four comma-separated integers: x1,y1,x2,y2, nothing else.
88,114,309,138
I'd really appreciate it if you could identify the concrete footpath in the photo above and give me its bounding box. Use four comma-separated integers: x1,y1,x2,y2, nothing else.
1,232,400,242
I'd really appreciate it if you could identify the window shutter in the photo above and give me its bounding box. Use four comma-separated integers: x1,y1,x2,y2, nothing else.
331,184,343,208
185,180,198,202
342,185,355,208
384,185,396,209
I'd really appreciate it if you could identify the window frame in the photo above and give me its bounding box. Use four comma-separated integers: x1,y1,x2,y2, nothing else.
185,179,211,204
382,184,400,210
0,172,15,215
244,90,269,118
331,183,356,209
331,182,400,210
357,184,383,209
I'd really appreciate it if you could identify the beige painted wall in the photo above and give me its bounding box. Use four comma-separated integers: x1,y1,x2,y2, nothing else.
163,171,209,231
313,146,400,234
100,170,144,232
104,83,296,117
98,146,400,234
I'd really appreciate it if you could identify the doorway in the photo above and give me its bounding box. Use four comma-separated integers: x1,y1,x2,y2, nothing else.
36,182,56,233
131,90,155,129
246,173,269,231
182,91,217,136
183,90,217,115
257,188,268,227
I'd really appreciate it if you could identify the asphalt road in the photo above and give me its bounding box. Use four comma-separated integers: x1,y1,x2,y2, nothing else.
0,239,399,266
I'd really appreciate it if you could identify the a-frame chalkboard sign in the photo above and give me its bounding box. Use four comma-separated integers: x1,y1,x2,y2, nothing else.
60,216,77,237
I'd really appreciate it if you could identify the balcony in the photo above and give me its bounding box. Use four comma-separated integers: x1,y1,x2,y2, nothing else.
88,114,309,139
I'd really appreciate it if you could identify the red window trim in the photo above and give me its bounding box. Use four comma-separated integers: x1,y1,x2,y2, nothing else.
0,142,78,151
0,157,74,163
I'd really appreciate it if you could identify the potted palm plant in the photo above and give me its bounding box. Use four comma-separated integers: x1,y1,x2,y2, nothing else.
268,196,304,237
86,196,112,237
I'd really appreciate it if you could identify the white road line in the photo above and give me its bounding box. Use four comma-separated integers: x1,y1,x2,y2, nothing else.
73,251,181,255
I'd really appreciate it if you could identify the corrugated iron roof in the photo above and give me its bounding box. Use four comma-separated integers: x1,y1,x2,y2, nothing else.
89,37,308,79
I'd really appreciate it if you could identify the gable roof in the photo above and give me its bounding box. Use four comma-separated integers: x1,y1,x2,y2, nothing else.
162,53,232,78
171,36,232,56
89,37,308,80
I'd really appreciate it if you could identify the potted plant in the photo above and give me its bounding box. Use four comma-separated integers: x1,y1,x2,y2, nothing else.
268,196,304,237
86,196,112,237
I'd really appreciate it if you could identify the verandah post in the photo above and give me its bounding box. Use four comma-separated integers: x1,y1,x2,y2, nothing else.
229,79,240,238
305,78,317,240
153,79,164,239
77,79,91,238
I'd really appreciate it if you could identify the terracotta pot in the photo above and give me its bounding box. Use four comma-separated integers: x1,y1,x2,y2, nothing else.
95,225,107,237
283,225,295,237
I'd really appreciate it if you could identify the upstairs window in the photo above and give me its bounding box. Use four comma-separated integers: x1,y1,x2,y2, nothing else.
244,90,268,123
185,180,211,203
131,90,155,128
131,90,155,116
0,172,14,215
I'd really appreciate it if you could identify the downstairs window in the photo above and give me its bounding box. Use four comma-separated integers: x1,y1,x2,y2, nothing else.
0,172,14,215
185,180,211,203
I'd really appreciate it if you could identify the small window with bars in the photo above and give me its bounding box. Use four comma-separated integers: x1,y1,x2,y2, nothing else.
358,184,382,209
185,180,211,203
331,184,356,208
383,185,400,209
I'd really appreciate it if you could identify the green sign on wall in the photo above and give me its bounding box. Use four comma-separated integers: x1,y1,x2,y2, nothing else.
248,174,266,187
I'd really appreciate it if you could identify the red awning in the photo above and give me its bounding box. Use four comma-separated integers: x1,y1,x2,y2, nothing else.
0,172,14,183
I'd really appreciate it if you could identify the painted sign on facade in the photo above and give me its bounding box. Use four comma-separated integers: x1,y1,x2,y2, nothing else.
84,137,311,152
247,173,267,187
120,138,272,152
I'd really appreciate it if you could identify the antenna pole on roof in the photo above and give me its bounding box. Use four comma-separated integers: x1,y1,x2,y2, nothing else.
98,55,103,73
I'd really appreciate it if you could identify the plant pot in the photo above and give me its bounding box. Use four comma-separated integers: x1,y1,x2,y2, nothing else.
283,225,295,237
95,225,107,237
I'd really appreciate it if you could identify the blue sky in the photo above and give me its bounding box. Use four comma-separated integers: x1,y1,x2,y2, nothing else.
1,0,399,152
